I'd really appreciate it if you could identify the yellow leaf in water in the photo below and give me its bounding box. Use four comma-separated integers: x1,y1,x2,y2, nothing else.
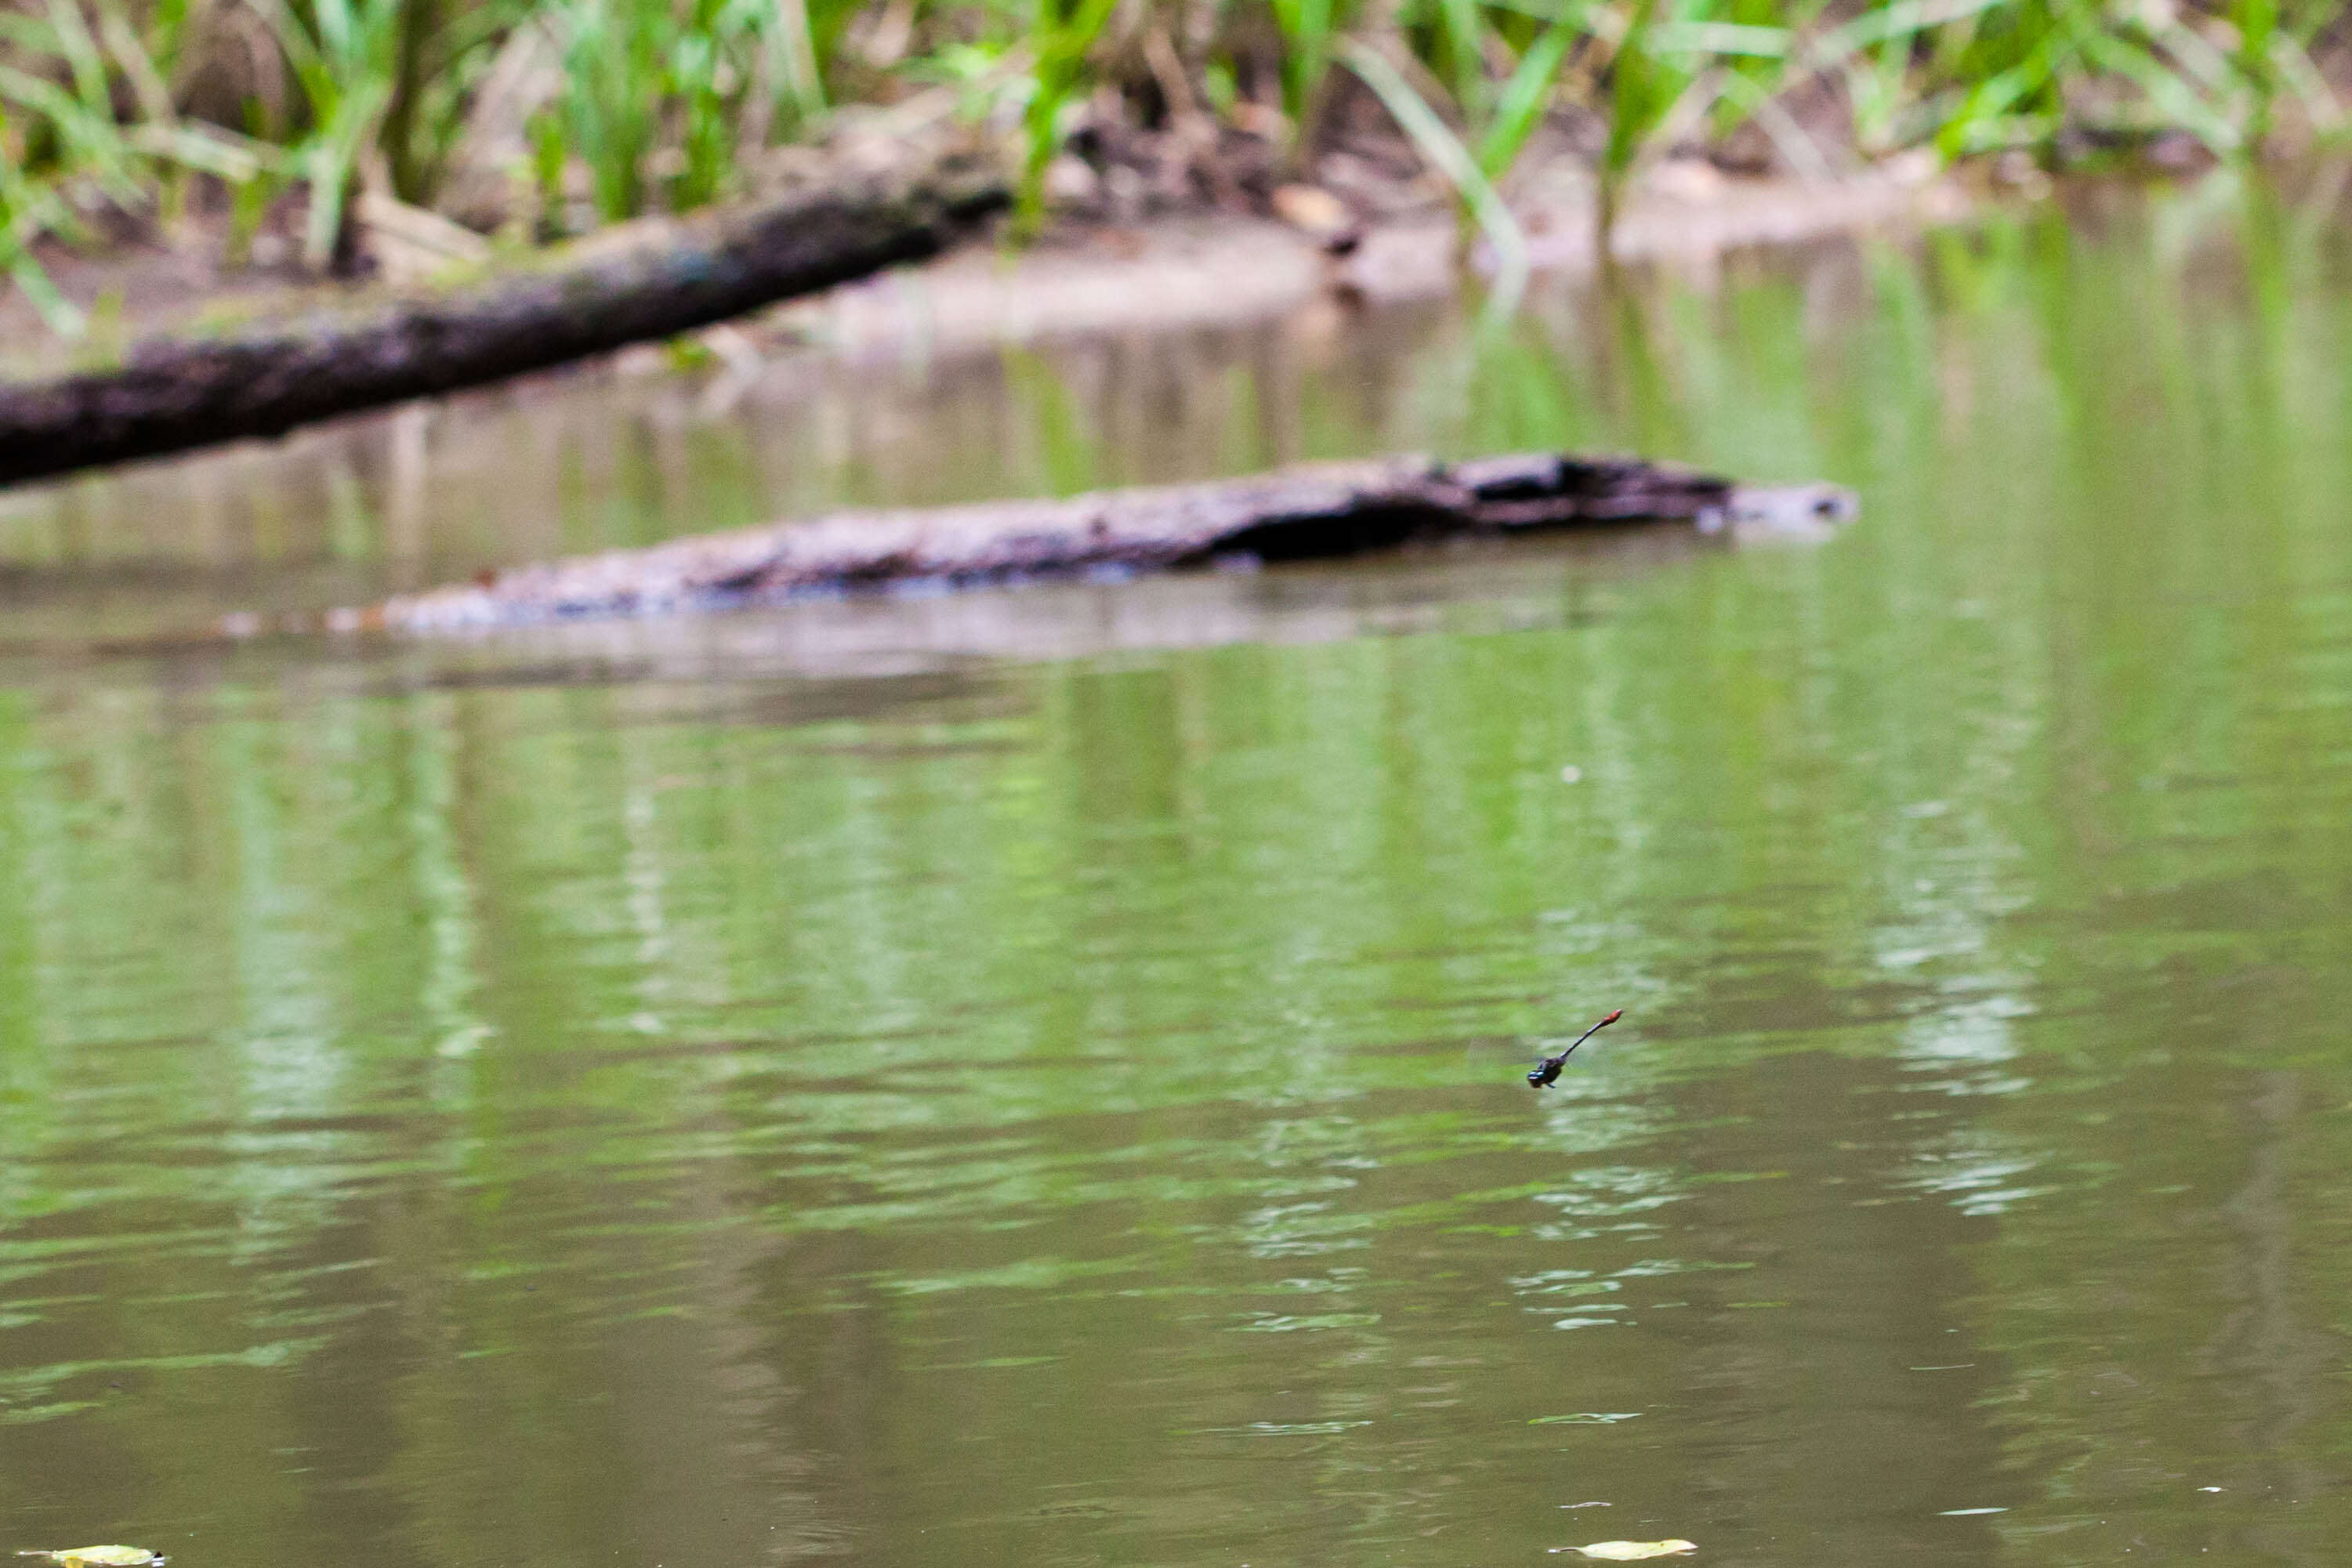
17,1548,166,1567
1575,1542,1697,1560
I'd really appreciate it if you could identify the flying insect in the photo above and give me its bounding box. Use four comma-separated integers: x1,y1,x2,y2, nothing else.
1528,1009,1623,1088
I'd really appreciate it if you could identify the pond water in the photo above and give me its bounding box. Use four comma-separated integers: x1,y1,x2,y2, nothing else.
5,174,2352,1568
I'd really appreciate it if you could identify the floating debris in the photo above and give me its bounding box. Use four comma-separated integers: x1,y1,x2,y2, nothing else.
1571,1542,1697,1560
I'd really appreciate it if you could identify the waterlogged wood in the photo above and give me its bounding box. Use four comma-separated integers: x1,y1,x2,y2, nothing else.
0,151,1006,487
359,452,1854,632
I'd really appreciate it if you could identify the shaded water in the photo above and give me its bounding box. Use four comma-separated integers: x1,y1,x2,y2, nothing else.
6,175,2352,1567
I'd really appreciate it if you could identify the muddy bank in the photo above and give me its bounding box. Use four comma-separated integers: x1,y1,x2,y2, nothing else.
338,451,1853,633
0,147,1004,488
773,154,1961,359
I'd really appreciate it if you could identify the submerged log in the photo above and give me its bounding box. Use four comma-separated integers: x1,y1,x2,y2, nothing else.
0,150,1006,487
357,452,1855,632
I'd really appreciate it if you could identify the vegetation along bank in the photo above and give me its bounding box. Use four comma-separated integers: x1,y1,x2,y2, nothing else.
4,0,2342,342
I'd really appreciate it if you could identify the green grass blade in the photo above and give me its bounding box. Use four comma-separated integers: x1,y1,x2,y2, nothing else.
2266,31,2340,129
1337,37,1527,284
1716,64,1836,179
6,251,85,335
1644,20,1786,57
1478,15,1577,177
2080,28,2241,152
1436,0,1492,124
1933,16,2081,158
1013,0,1120,234
1802,0,2013,72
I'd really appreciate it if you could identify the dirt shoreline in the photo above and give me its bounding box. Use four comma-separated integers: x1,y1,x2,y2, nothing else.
766,153,1963,360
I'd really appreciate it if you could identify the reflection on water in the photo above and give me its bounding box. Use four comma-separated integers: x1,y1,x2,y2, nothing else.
6,174,2352,1568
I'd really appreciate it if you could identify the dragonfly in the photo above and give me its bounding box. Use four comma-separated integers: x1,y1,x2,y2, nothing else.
1527,1009,1623,1088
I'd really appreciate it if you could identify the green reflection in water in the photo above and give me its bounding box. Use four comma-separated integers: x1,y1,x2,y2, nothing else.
5,179,2352,1568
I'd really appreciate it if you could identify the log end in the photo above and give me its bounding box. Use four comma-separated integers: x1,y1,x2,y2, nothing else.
1715,483,1861,542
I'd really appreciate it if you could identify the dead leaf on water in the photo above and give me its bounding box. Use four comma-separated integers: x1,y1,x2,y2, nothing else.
17,1548,167,1567
1574,1541,1696,1560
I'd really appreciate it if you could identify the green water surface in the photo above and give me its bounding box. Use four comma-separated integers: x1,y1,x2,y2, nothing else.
4,177,2352,1567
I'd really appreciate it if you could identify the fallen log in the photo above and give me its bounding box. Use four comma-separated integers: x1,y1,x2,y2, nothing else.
349,452,1855,633
0,149,1006,487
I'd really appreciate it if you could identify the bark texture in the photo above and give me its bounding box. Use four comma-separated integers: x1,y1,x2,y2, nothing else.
0,151,1006,487
361,451,1854,632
